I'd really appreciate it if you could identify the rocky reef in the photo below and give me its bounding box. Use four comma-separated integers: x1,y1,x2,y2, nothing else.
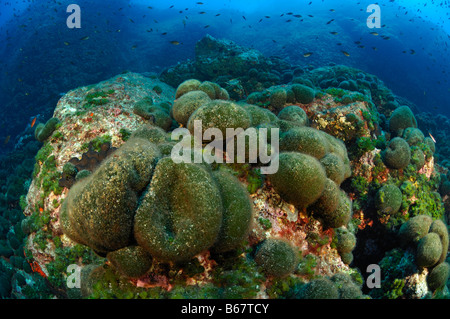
8,35,448,299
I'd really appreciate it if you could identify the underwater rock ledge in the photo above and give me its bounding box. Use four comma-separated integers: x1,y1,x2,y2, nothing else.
18,37,449,300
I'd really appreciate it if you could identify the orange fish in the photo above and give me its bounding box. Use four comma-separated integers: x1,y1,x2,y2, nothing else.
30,116,37,128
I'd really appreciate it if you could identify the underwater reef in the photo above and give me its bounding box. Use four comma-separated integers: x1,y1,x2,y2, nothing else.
2,35,448,299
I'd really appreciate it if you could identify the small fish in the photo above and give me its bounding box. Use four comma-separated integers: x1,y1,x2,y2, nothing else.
4,135,10,145
64,41,69,46
80,36,89,40
286,19,292,22
161,32,167,35
30,116,37,128
204,25,210,28
131,45,137,50
242,16,246,20
330,31,338,35
326,19,334,24
303,52,313,57
429,132,436,143
370,32,379,36
199,11,206,14
215,13,221,16
170,41,182,45
196,2,204,4
129,18,135,23
410,49,416,55
293,14,301,18
330,9,335,12
342,51,350,56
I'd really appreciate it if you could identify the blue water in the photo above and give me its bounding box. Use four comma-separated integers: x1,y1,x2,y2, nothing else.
0,0,449,152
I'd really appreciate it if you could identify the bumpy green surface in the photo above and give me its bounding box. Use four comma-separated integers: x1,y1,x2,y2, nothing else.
416,232,442,268
383,137,411,169
60,138,161,254
106,245,153,279
398,214,433,245
277,105,308,127
134,157,223,262
388,105,417,135
290,84,315,104
268,152,327,209
320,153,346,185
429,219,449,264
280,127,330,159
34,117,60,142
175,79,202,99
297,277,339,299
254,238,298,278
172,90,211,126
187,100,252,137
374,184,403,216
211,170,253,253
427,262,449,292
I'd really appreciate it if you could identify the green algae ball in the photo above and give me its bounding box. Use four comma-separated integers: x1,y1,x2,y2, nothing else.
254,238,298,278
106,245,153,279
35,117,60,142
270,88,287,110
429,219,449,264
320,153,346,185
410,147,425,170
60,138,161,254
211,170,253,253
374,184,403,216
398,215,433,245
130,124,168,145
291,84,315,104
134,157,223,262
187,100,252,138
324,190,352,229
335,228,356,254
427,262,450,291
402,127,424,146
388,105,417,135
383,137,411,169
416,232,442,268
172,90,211,127
62,162,78,177
308,178,340,221
280,127,330,159
241,103,274,127
277,105,308,127
268,152,327,209
297,277,339,299
175,79,202,99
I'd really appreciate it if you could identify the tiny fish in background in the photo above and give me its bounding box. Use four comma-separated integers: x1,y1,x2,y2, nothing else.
342,51,350,56
428,132,437,143
30,116,37,128
170,41,182,45
303,52,313,57
3,135,10,145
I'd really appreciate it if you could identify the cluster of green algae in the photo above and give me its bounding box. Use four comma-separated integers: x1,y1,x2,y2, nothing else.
23,72,449,299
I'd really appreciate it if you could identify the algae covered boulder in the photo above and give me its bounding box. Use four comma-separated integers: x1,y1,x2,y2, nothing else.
383,137,411,169
60,138,161,254
211,170,253,253
187,100,252,137
134,157,223,262
254,238,298,278
268,152,327,209
388,105,417,136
